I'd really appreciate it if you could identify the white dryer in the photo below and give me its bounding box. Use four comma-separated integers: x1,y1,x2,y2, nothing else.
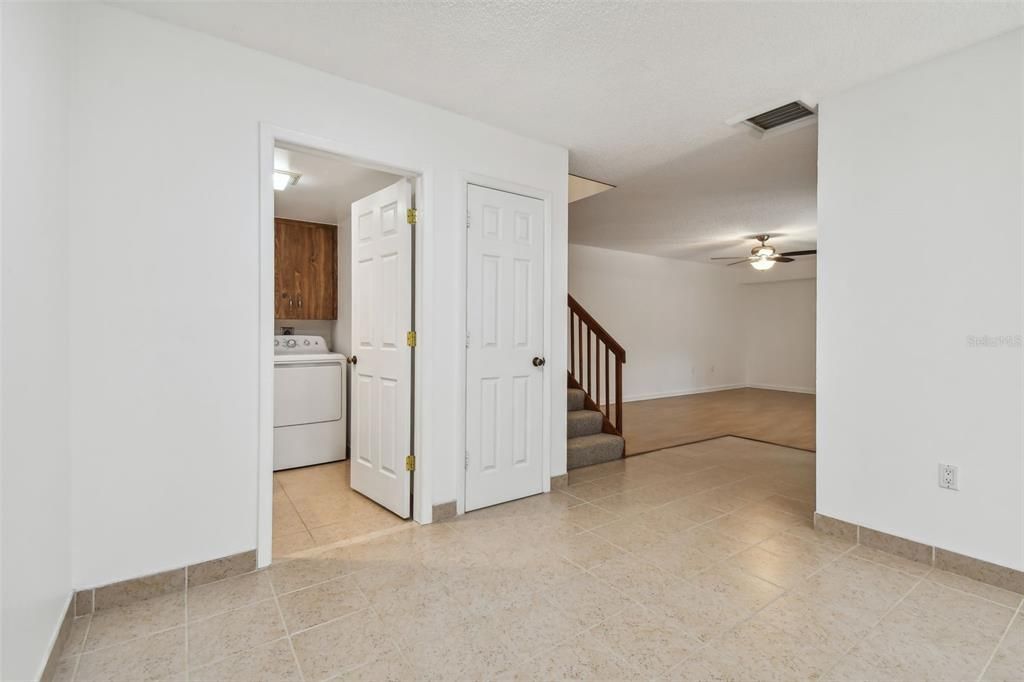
273,335,347,470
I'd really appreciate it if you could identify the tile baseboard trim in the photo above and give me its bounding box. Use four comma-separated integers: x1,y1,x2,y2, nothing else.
550,474,569,489
431,500,457,522
187,549,257,588
859,524,933,565
39,595,74,682
814,512,1024,594
74,549,257,616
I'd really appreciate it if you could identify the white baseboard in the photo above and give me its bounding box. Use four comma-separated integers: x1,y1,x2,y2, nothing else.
624,383,815,402
746,383,816,395
624,384,746,402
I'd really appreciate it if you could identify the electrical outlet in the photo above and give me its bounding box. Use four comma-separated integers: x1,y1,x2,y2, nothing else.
938,464,959,491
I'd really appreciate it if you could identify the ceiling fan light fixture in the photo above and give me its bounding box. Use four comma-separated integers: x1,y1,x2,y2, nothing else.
711,235,815,268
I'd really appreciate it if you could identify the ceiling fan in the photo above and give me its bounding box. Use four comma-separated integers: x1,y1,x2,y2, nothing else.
711,234,816,271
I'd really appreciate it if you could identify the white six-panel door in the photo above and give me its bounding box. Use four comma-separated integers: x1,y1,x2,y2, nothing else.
465,184,546,511
350,180,412,518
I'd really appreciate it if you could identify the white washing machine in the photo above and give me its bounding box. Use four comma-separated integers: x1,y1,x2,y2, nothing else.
273,335,347,471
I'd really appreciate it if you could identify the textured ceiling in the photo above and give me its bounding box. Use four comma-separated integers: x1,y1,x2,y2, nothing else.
571,123,818,261
120,1,1024,259
274,147,401,224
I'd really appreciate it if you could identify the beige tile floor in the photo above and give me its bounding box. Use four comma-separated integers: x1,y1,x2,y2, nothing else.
55,437,1022,681
272,460,409,558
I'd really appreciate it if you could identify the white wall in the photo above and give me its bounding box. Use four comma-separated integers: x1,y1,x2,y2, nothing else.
818,29,1023,570
333,217,352,357
743,278,816,393
569,244,746,401
568,244,816,402
0,3,73,679
68,4,567,588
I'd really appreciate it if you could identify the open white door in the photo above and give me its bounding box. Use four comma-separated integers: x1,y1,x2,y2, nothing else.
350,179,412,518
466,184,546,511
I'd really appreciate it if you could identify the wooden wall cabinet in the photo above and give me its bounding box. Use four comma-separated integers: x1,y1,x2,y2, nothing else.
274,218,338,320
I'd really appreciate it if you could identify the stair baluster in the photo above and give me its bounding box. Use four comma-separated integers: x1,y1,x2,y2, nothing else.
567,294,626,437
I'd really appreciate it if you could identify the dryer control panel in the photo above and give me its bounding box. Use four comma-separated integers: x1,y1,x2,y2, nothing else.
274,335,329,354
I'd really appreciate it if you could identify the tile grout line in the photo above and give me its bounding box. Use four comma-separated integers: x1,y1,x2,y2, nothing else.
275,601,371,640
402,450,790,674
910,571,1022,610
69,614,92,682
976,598,1021,682
586,519,823,622
363,590,415,674
501,570,642,675
660,541,862,679
270,583,306,682
584,490,808,569
816,565,932,680
75,622,184,657
277,520,416,564
277,475,319,545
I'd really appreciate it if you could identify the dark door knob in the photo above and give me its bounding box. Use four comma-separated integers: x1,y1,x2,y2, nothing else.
532,356,546,367
349,356,357,365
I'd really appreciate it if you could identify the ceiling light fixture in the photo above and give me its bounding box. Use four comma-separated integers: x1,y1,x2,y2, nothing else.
273,169,301,191
710,234,815,270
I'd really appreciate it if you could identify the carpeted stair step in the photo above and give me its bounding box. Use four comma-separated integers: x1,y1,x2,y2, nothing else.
567,388,586,412
567,433,625,470
567,409,605,438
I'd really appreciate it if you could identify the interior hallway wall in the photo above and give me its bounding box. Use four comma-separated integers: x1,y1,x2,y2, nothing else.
568,245,746,401
67,4,567,589
568,244,816,401
817,28,1023,570
0,3,73,679
743,278,816,393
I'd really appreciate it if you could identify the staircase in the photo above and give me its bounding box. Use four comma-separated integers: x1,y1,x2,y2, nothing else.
567,387,624,468
567,295,626,470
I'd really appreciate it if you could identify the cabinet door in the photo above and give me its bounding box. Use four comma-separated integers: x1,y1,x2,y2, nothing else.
303,223,337,320
274,221,296,318
274,218,337,320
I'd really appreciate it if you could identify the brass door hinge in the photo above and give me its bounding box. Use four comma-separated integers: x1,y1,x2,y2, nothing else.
406,208,417,225
407,331,417,348
405,454,415,472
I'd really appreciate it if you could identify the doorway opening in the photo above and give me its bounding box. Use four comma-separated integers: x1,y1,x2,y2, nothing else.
266,142,419,561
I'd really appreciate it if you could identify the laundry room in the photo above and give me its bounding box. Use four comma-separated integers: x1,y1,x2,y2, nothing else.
271,144,414,558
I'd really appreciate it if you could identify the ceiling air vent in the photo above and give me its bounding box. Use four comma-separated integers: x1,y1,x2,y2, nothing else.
727,98,817,137
745,101,815,131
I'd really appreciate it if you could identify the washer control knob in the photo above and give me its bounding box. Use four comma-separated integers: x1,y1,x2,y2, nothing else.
286,339,297,348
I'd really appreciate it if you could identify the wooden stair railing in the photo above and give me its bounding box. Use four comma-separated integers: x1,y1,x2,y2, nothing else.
568,294,626,436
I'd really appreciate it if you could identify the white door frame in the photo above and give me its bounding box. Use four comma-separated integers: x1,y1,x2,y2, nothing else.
257,124,428,567
456,174,553,514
